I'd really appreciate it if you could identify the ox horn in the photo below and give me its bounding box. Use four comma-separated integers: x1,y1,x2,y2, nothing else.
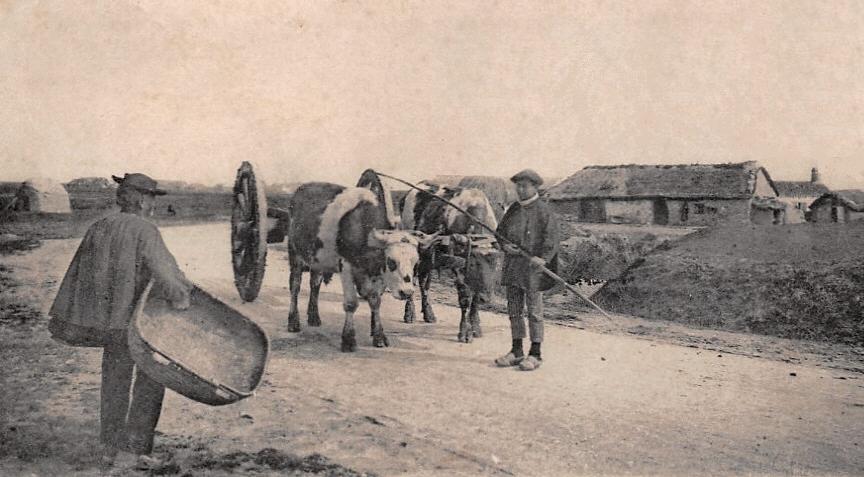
412,231,442,250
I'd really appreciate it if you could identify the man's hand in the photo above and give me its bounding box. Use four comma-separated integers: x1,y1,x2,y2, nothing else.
502,243,522,255
529,256,546,268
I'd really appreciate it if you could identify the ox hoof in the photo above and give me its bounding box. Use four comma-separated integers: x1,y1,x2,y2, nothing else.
287,312,301,332
403,313,415,324
422,312,437,323
472,327,483,338
341,339,357,352
373,335,390,348
458,332,474,344
307,314,322,327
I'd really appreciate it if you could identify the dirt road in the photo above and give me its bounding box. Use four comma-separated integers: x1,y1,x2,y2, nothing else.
2,223,863,476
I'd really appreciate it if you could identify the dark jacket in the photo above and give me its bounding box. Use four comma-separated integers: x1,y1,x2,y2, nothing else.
50,213,191,334
496,197,560,292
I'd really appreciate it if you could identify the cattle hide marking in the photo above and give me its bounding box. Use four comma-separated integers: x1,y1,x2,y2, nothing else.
314,188,379,270
400,182,440,230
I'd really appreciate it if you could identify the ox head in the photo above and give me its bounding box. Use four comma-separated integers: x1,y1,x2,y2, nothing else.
368,229,439,300
451,234,503,303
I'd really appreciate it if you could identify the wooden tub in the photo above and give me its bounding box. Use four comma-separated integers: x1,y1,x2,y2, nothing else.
128,281,269,406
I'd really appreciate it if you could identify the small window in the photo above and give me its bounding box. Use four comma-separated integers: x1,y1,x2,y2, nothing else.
694,203,706,214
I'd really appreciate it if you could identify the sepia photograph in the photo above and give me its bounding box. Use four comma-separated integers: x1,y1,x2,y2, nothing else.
1,1,863,476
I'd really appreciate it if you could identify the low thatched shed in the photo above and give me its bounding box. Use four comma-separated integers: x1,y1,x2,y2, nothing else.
3,178,72,213
810,190,864,223
750,197,787,225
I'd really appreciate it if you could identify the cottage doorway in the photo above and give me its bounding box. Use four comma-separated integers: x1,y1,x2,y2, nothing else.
653,199,669,225
772,209,784,225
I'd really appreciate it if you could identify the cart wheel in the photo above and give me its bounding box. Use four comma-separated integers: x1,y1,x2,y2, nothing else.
231,161,268,302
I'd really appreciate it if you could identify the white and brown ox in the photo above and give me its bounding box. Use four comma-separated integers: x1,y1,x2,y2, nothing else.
400,184,503,343
276,182,436,352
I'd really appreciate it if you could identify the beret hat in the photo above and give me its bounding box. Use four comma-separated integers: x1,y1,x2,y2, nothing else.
509,169,543,186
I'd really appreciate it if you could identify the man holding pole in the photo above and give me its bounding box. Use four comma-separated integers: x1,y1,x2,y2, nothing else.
494,169,560,371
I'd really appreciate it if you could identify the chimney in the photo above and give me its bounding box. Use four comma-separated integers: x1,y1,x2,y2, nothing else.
811,167,822,184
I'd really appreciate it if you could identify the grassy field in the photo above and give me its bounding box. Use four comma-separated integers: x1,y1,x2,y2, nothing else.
1,190,293,240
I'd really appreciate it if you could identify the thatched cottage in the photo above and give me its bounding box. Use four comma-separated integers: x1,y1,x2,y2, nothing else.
1,178,71,213
544,162,782,226
809,190,864,223
773,168,829,224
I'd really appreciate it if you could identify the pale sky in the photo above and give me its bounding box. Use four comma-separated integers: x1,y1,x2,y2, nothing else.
2,1,863,189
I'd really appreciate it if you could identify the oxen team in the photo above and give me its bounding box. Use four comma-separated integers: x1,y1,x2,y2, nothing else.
275,178,506,351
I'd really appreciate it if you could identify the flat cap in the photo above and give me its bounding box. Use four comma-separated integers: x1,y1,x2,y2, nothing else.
510,169,543,186
112,173,167,195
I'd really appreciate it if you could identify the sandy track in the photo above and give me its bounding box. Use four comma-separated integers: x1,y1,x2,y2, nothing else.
1,223,863,476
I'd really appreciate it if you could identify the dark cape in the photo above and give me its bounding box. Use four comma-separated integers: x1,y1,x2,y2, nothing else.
49,213,191,346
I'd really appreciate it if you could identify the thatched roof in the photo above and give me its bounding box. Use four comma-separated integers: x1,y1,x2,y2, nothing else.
0,182,22,195
774,181,829,197
811,190,864,212
64,177,116,191
545,162,777,200
430,175,465,187
456,176,518,211
541,177,565,192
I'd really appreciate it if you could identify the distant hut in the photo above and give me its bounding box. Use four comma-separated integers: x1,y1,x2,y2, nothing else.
809,190,864,223
6,178,72,213
269,182,301,195
774,167,830,224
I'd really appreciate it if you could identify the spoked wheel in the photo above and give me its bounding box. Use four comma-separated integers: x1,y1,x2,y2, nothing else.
231,161,268,302
357,169,399,228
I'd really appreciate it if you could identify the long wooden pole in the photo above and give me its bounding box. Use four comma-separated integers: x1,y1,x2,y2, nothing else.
372,171,612,319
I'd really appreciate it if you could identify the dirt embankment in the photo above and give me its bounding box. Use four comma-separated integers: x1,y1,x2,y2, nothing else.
557,221,699,282
597,222,864,344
